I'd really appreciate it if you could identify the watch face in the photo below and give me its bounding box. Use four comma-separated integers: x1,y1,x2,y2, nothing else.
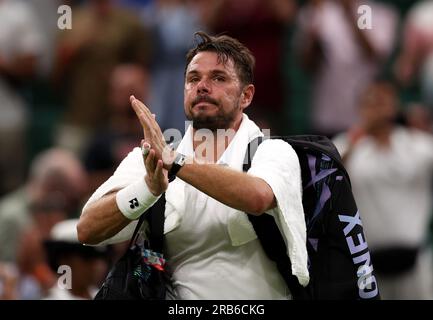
178,155,186,166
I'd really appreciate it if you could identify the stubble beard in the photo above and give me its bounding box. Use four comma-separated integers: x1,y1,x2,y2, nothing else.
187,101,240,132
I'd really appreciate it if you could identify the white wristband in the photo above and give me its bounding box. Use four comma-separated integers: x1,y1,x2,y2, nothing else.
116,178,160,220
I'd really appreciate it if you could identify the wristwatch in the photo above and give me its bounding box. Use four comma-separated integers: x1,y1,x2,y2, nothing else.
168,152,187,182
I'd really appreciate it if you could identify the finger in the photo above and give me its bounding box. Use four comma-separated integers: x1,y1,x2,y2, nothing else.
130,96,152,138
133,98,160,135
131,102,148,134
131,96,165,146
130,95,153,126
130,96,146,125
144,149,153,176
145,149,156,174
154,159,164,181
131,95,153,120
162,166,168,179
135,109,151,135
141,141,150,158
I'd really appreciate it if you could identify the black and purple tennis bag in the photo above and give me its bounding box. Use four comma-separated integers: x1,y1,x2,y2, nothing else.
243,135,380,300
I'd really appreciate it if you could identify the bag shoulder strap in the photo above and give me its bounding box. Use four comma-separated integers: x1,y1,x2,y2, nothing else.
243,136,263,172
147,193,166,253
128,194,167,252
243,136,310,299
128,211,147,248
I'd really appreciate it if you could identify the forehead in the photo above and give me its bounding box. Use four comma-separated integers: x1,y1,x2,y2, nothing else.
186,51,237,76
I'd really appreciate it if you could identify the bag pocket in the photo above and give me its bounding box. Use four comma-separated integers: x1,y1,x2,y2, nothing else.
94,246,169,300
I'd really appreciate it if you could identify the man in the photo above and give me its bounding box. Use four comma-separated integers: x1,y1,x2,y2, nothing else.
296,0,397,137
44,219,110,300
53,0,151,155
77,32,308,299
333,79,433,299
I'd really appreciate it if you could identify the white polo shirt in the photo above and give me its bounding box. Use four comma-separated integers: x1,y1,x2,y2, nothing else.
82,114,308,299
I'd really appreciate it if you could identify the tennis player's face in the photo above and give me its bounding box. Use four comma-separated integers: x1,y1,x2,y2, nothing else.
184,52,251,131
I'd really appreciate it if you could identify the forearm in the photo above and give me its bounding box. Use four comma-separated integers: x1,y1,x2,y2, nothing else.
176,160,276,215
77,192,131,245
78,169,164,245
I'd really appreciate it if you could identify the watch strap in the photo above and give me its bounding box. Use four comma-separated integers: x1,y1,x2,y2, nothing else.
168,152,186,182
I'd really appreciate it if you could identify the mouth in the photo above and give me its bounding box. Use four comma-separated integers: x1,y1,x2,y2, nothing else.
193,102,217,109
191,95,219,110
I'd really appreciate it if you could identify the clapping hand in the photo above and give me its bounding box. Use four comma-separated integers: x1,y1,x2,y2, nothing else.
131,95,171,195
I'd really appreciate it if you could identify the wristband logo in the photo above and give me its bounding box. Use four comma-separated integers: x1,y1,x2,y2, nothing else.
129,198,139,209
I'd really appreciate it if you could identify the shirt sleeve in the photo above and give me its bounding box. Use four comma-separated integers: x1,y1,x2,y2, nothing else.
81,147,148,245
247,139,310,286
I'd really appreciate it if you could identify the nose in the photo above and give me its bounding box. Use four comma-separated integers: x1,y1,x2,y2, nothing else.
197,78,211,95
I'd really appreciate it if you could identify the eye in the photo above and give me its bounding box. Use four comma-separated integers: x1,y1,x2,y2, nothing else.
213,75,226,82
188,76,200,83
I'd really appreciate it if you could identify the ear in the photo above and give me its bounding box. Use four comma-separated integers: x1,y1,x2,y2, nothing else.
240,84,255,111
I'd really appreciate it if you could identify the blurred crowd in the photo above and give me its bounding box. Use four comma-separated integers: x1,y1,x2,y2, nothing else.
0,0,432,300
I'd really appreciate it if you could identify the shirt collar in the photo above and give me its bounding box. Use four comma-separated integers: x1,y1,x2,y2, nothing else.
177,113,264,170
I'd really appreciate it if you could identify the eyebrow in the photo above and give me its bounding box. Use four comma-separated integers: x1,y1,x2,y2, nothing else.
186,70,199,77
186,69,230,77
211,70,229,76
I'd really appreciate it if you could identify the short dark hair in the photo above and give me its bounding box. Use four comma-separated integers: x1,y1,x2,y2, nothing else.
185,31,255,85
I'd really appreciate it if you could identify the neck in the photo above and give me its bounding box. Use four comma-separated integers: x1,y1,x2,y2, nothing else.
192,115,243,163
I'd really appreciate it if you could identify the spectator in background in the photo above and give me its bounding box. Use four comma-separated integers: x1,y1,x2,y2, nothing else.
0,148,87,264
83,63,150,195
26,0,59,76
395,0,433,109
16,192,71,299
204,0,296,134
296,0,398,137
0,0,45,195
142,0,206,133
333,79,433,299
53,0,151,155
43,219,110,300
